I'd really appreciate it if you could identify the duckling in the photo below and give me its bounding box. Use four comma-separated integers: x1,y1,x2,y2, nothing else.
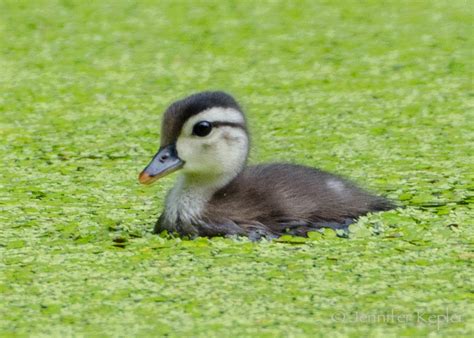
139,91,394,240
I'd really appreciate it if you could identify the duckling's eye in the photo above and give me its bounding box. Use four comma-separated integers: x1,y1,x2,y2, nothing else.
192,121,212,137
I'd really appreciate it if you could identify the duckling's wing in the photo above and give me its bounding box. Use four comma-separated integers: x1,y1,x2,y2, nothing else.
206,163,394,237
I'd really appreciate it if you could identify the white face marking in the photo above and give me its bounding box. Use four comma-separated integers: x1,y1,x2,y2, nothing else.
327,179,345,194
176,107,249,179
181,107,245,135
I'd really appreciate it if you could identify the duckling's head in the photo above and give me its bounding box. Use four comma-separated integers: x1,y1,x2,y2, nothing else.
139,91,249,185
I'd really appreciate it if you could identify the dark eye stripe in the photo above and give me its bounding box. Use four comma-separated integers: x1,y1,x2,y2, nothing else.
210,121,246,130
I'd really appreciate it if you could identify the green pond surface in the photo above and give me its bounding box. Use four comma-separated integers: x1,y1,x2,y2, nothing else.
0,0,473,336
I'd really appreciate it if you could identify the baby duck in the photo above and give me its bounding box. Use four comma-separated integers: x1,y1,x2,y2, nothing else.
139,91,394,239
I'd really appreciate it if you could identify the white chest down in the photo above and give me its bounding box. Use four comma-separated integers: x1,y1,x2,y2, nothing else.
162,178,210,226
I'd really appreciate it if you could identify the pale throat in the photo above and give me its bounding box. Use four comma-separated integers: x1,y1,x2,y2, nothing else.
163,168,241,224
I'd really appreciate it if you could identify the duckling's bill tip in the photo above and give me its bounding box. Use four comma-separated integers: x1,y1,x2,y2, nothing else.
138,171,154,185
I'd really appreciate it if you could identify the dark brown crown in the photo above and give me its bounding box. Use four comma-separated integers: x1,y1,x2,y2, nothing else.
160,91,243,146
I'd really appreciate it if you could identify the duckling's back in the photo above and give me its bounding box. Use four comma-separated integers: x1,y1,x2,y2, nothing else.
204,163,394,238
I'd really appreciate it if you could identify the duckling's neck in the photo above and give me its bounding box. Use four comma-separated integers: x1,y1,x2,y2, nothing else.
164,170,239,225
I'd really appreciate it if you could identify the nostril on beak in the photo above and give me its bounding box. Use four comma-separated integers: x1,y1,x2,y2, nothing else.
159,153,170,162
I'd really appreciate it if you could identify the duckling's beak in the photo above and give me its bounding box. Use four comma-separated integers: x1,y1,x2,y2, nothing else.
138,144,184,185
